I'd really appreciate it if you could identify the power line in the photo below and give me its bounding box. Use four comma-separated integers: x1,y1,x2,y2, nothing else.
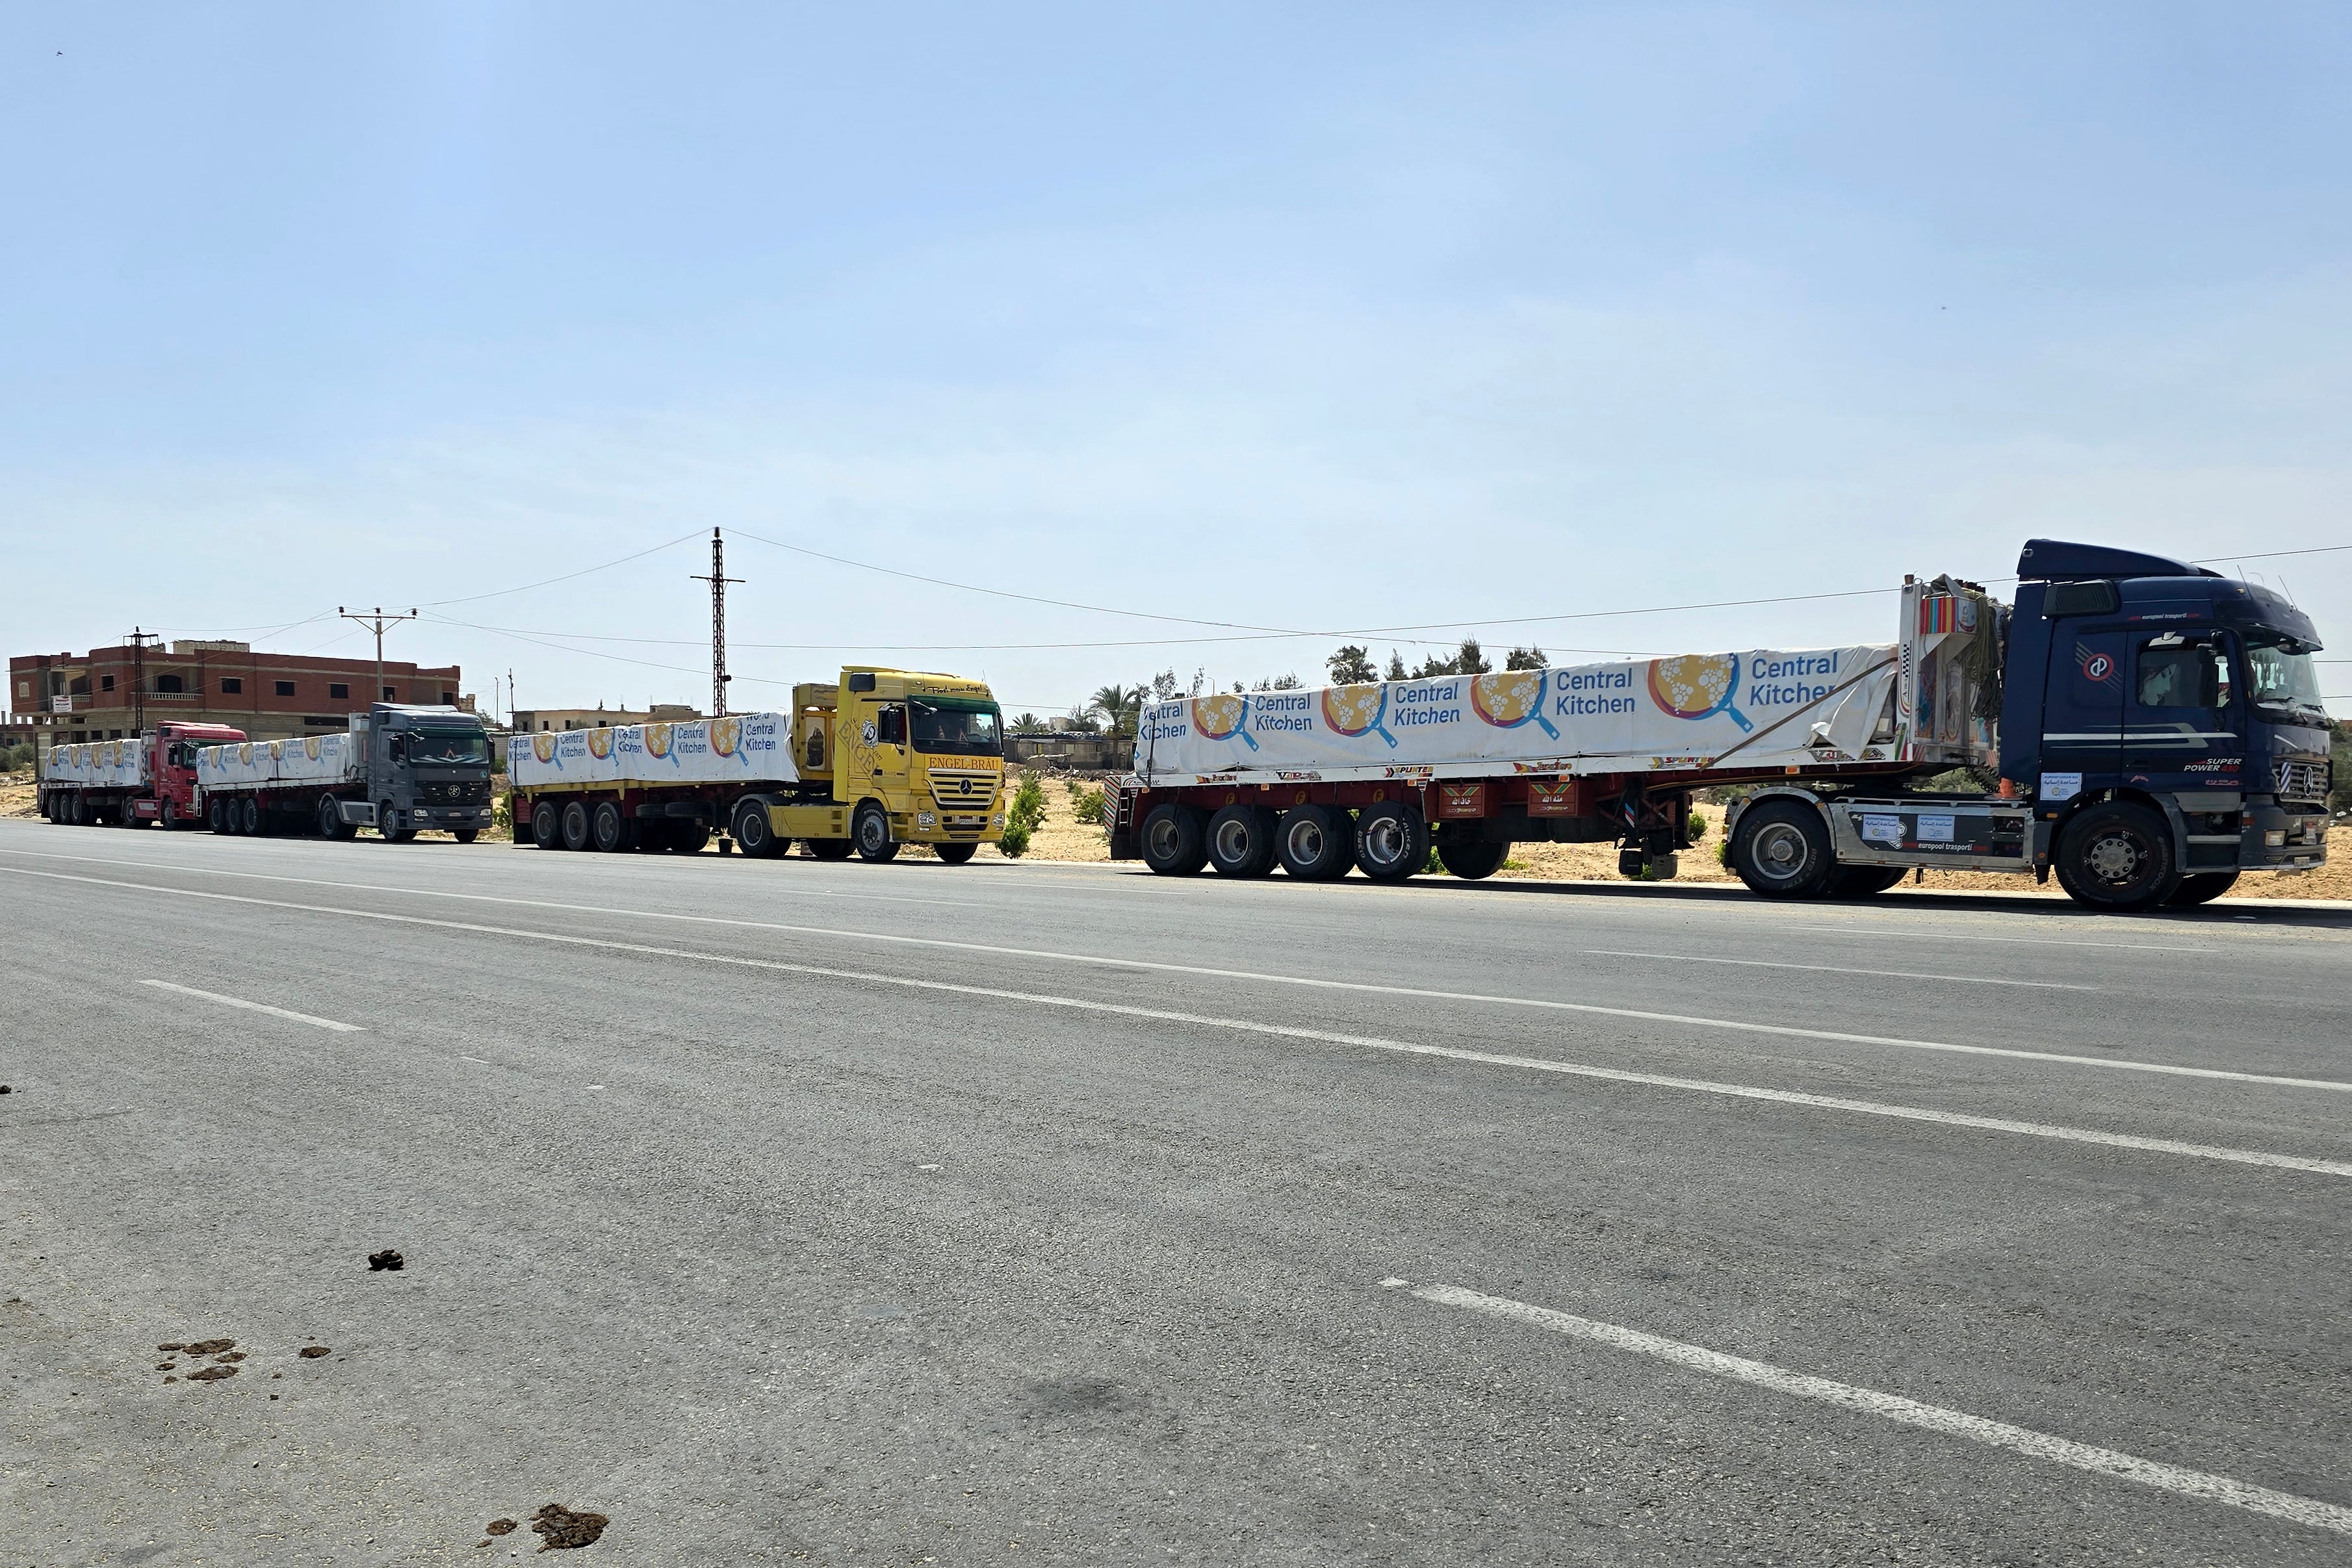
421,529,708,608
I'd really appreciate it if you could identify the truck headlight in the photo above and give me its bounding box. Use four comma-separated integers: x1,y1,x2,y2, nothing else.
2265,829,2287,847
991,814,1005,829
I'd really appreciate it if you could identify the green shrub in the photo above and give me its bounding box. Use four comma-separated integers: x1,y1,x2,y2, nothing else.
1008,773,1047,834
998,819,1033,857
1072,787,1106,825
1687,811,1707,840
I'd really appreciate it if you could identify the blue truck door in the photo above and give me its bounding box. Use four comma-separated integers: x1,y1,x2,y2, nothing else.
2040,627,2126,801
2125,632,2241,793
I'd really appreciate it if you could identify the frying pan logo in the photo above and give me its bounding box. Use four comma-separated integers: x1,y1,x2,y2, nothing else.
586,727,615,759
304,736,321,760
2077,646,2118,686
238,743,253,764
1471,671,1559,739
1319,685,1397,747
645,723,674,762
270,740,285,760
1647,654,1753,732
531,732,558,765
712,717,742,758
1193,693,1260,751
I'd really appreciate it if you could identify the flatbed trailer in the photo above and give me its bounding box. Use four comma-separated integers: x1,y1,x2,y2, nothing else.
1108,539,2331,911
37,723,246,829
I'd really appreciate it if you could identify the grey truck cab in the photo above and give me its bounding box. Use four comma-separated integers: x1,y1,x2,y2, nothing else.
341,703,495,842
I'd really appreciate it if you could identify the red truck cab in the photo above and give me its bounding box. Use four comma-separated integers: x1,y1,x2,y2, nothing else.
144,723,246,827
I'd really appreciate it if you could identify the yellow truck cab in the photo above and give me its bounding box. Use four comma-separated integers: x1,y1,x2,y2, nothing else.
775,667,1007,863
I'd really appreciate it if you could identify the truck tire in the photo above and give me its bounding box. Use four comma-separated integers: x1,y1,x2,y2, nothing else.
806,837,853,861
239,797,263,836
935,842,978,865
1354,801,1428,882
591,799,631,853
560,799,592,852
1207,805,1278,877
452,829,480,844
209,797,229,834
1437,838,1509,880
532,800,562,850
1829,866,1907,898
853,801,899,862
1731,799,1835,898
1140,802,1207,876
2166,871,2240,907
2054,801,2178,911
732,798,784,858
315,795,340,840
1277,806,1352,880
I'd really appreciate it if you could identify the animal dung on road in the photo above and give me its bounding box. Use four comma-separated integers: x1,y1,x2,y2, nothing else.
367,1249,405,1272
181,1338,235,1356
299,1344,331,1359
530,1503,610,1550
185,1363,238,1382
485,1519,517,1536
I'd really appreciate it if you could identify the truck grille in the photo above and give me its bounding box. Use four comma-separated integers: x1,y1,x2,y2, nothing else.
926,768,999,809
423,780,491,804
2275,759,2330,803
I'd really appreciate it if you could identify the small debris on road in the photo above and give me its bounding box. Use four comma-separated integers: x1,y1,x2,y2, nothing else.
530,1503,609,1550
299,1344,331,1359
1,1084,12,1094
368,1249,405,1272
185,1364,238,1382
153,1362,174,1370
157,1342,183,1352
181,1338,235,1356
486,1519,517,1536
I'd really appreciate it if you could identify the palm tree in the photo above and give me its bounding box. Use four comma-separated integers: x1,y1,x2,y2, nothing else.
1089,684,1146,738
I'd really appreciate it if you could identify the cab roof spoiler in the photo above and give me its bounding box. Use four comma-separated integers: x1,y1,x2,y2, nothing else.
2015,539,2221,581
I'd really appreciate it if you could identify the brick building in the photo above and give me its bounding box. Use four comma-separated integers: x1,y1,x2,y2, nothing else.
8,640,468,746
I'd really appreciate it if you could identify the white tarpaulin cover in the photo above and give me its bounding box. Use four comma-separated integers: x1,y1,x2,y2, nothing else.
197,732,363,790
510,713,796,790
42,738,149,789
1137,646,1900,784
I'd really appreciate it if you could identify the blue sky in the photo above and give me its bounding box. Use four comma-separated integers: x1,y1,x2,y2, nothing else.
5,3,2349,719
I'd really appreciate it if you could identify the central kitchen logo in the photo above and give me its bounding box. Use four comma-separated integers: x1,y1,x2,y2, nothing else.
1646,654,1753,732
586,727,615,759
1319,685,1394,747
1193,693,1259,751
1471,671,1558,738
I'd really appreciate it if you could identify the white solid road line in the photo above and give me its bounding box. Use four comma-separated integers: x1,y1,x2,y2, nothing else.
1780,922,2207,953
1390,1279,2352,1537
138,979,363,1033
17,866,2352,1179
1,848,2336,1096
1577,949,2094,990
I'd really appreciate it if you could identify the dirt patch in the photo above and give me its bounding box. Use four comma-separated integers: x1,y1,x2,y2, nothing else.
299,1344,331,1359
0,774,36,819
530,1504,610,1550
185,1363,237,1382
180,1338,235,1356
485,1519,517,1536
367,1249,404,1272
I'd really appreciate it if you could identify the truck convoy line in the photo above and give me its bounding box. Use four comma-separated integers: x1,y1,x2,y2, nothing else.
36,666,1011,865
1107,539,2333,912
31,546,2333,910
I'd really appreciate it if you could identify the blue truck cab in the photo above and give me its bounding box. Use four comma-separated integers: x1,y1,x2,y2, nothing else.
2000,539,2331,906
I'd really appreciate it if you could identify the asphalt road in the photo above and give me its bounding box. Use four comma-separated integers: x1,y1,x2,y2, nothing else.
5,816,2351,1567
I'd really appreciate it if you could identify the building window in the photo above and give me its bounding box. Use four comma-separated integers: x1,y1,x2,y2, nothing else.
441,691,455,705
275,680,296,697
156,674,184,693
101,675,116,692
382,686,396,700
330,682,349,700
219,676,242,695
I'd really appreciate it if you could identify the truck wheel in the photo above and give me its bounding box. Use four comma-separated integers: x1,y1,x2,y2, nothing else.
239,797,263,836
807,837,854,861
853,802,899,862
315,795,339,839
1731,800,1835,898
532,800,562,850
1829,866,1907,898
2167,871,2240,906
672,820,712,854
1354,801,1429,882
732,798,784,858
452,829,480,845
1207,805,1279,877
935,842,978,865
2054,801,2178,911
1437,838,1509,880
560,799,592,852
1276,806,1352,880
209,797,229,834
1140,803,1207,876
591,800,630,853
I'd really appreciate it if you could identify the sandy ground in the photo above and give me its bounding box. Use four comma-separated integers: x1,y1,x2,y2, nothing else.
12,765,2341,899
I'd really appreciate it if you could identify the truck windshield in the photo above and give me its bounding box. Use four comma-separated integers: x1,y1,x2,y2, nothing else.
407,730,490,765
912,702,1002,756
2245,640,2327,722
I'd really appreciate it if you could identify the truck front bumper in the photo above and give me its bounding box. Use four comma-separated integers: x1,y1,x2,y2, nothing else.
390,806,497,832
2240,801,2329,872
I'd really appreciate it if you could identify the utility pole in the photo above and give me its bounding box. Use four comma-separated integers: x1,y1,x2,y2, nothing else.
690,529,742,717
339,606,418,706
126,627,161,736
507,668,517,728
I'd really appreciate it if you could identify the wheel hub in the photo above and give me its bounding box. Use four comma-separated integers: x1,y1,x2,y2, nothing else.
1753,823,1808,878
2087,833,2142,882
